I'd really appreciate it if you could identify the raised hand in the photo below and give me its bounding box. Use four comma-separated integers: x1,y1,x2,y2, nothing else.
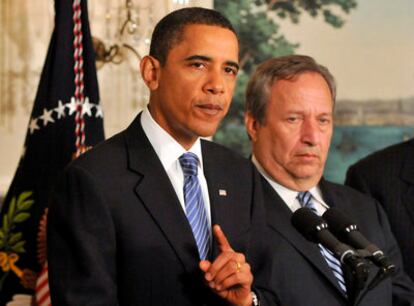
199,224,253,306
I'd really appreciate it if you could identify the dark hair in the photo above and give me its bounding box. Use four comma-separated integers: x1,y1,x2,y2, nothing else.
149,7,237,65
245,55,336,124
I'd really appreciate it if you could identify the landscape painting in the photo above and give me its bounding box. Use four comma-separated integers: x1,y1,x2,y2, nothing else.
213,0,414,183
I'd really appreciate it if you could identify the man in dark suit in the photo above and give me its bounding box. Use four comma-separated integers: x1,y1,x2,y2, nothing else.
48,8,269,306
244,55,414,305
346,139,414,282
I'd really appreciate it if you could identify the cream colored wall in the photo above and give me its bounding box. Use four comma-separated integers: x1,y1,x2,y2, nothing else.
0,0,212,197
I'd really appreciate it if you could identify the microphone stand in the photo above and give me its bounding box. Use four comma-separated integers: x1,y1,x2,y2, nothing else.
358,249,395,289
342,255,369,306
350,249,396,305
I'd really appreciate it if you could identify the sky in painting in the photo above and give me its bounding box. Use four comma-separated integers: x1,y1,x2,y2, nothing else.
279,0,414,100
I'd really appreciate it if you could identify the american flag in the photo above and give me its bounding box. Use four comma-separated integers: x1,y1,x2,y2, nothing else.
0,0,104,304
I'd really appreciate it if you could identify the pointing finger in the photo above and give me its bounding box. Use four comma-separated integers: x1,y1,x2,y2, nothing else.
213,224,233,252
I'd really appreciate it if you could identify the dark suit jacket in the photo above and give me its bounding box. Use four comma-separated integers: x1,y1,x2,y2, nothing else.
346,139,414,282
258,176,414,306
47,114,271,306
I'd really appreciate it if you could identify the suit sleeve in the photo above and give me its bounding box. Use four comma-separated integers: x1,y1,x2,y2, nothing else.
374,200,414,305
47,164,118,306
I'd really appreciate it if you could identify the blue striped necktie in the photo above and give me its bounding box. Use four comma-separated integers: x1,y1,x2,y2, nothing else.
297,191,347,294
179,152,210,260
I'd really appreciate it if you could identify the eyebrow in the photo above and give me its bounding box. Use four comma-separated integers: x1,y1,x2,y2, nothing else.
287,111,333,116
184,55,240,71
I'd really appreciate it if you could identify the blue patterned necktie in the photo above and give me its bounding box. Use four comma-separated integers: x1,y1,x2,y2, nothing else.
297,191,347,294
179,152,211,260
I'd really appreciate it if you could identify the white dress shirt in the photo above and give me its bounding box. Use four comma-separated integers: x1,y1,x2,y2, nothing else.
252,155,329,214
140,107,212,227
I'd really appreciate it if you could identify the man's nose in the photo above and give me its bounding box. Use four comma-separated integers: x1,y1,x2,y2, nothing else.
204,69,225,95
301,118,320,145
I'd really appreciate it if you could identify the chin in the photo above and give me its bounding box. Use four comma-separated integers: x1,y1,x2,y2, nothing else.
294,168,322,181
194,126,219,138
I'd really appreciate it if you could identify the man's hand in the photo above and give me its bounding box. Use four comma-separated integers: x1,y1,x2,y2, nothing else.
199,225,253,306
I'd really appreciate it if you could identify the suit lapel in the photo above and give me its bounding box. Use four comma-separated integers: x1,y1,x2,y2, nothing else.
400,142,414,224
261,178,346,297
124,114,200,273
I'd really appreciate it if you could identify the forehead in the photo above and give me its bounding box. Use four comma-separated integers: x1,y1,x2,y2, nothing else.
269,72,333,110
166,24,239,62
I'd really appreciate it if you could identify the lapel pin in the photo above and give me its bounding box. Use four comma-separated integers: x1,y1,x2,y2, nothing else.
219,189,227,196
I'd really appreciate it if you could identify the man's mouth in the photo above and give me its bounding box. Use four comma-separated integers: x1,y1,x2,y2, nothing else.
195,103,223,116
296,152,319,160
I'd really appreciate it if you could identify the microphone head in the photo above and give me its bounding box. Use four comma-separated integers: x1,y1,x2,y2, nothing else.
291,207,328,243
323,208,358,239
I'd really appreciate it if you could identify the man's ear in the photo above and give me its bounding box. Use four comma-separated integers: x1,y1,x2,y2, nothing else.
244,111,259,142
140,55,161,91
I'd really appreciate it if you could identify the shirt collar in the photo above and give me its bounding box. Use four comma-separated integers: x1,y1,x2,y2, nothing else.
141,107,203,170
309,186,328,209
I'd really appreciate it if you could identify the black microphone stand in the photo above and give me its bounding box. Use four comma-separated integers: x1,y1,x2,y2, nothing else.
349,249,396,305
342,255,369,306
359,249,396,298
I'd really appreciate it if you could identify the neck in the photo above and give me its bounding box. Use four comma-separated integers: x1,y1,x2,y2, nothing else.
277,178,317,192
147,103,198,151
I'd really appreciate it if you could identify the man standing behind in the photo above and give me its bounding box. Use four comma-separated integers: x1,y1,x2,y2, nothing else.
346,140,414,282
48,8,267,306
244,55,414,305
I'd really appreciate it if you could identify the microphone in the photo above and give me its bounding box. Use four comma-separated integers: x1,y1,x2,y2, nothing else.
323,208,395,274
291,207,368,274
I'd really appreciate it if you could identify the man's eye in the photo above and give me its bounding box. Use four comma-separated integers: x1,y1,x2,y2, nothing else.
224,67,238,75
319,118,331,125
191,62,205,69
287,117,298,123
